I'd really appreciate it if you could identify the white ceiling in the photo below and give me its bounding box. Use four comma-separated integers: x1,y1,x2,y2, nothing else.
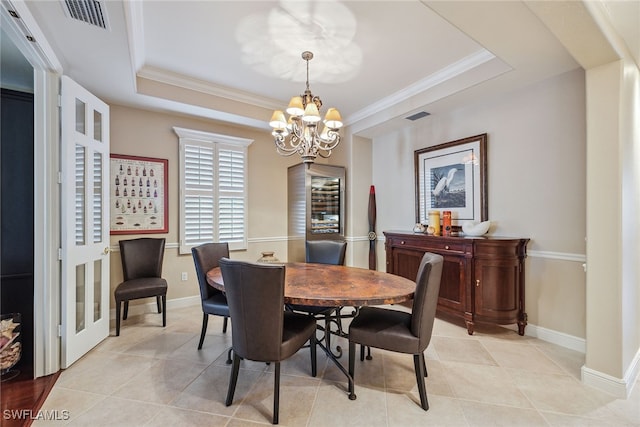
4,0,639,137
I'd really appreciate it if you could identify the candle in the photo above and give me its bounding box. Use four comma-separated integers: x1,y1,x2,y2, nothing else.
428,211,441,236
443,211,452,236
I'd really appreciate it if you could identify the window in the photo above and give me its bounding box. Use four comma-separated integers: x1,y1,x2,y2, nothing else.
174,127,253,254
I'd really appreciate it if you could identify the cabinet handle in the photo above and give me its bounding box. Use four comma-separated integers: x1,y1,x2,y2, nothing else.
476,279,480,287
400,241,405,245
445,245,450,250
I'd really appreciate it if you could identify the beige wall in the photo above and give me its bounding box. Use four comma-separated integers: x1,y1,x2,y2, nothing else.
371,68,587,338
618,58,640,380
108,69,592,345
109,106,301,308
585,57,640,379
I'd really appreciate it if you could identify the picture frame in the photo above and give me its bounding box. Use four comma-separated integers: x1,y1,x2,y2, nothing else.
110,154,168,234
415,134,487,227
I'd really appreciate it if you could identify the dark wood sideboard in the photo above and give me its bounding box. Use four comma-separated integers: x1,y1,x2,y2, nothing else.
384,231,529,335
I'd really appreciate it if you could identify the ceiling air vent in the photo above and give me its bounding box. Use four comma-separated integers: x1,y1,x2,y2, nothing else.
405,111,431,121
62,0,109,30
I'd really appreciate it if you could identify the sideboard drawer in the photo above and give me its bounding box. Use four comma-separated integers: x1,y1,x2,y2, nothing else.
419,240,469,255
387,235,470,255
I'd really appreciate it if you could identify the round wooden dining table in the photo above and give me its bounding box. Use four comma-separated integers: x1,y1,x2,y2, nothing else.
205,262,416,307
206,261,416,401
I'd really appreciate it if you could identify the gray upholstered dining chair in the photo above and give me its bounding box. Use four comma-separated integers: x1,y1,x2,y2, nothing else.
347,252,443,410
219,258,317,425
115,238,168,336
287,240,347,352
191,242,230,350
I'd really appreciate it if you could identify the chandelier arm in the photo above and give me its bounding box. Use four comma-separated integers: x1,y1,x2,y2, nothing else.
274,133,302,155
318,132,341,151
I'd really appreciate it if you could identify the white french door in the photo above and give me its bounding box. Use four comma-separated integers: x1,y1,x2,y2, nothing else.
60,76,110,368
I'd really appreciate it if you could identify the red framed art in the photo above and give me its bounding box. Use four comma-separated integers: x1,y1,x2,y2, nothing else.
110,154,168,234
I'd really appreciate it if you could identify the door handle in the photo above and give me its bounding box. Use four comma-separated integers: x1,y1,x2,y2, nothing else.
103,246,111,255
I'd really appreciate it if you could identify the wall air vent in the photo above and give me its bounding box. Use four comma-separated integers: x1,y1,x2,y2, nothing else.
62,0,109,30
405,111,431,121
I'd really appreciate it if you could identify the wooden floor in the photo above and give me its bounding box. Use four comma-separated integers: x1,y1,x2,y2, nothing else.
1,366,59,427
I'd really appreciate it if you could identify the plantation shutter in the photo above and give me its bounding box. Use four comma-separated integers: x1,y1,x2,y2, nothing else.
218,147,246,245
175,127,252,254
182,142,215,252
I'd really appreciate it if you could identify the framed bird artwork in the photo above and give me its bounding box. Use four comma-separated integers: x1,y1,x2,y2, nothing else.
414,134,487,227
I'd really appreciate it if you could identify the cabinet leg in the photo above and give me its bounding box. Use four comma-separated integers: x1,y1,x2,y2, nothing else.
464,320,475,335
517,313,527,336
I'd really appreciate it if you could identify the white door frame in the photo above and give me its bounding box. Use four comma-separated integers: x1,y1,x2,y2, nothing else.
1,0,63,377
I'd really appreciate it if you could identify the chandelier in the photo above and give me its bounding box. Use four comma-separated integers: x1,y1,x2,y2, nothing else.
269,51,343,164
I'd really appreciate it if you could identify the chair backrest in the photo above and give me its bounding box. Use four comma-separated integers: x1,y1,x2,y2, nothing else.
305,240,347,265
119,238,166,280
192,242,229,301
219,258,286,361
410,252,444,350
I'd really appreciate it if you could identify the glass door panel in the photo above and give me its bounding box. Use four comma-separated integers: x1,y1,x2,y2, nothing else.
93,110,102,142
310,176,341,234
93,260,102,322
75,98,86,134
75,264,86,333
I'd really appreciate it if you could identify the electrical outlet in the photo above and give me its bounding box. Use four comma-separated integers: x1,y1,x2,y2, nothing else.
181,272,188,281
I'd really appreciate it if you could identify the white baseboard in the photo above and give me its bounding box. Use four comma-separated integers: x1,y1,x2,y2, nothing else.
525,323,586,353
526,323,639,398
581,351,640,399
109,295,200,320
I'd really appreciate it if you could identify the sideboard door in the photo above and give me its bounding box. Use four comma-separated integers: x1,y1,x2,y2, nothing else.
387,242,469,316
390,248,423,282
437,255,469,317
472,239,527,334
473,257,520,323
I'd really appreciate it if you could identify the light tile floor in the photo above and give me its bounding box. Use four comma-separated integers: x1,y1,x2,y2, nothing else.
35,305,640,426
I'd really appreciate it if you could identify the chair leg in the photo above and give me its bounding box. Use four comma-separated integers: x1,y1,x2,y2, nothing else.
161,295,167,327
226,347,233,364
156,295,162,313
123,300,129,320
423,353,428,377
115,300,121,336
413,353,429,411
222,316,228,333
225,353,241,407
348,341,356,400
273,362,280,425
310,333,317,377
360,345,372,361
198,313,209,350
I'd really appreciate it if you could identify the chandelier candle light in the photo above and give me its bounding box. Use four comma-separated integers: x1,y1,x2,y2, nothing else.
269,51,343,164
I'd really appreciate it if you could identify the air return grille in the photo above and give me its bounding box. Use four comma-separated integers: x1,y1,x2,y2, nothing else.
62,0,109,29
405,111,430,121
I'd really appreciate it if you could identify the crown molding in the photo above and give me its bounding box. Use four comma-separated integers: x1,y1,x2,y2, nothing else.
137,65,282,111
349,49,496,124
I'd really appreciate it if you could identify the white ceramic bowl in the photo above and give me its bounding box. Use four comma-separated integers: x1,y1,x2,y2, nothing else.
462,220,491,236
